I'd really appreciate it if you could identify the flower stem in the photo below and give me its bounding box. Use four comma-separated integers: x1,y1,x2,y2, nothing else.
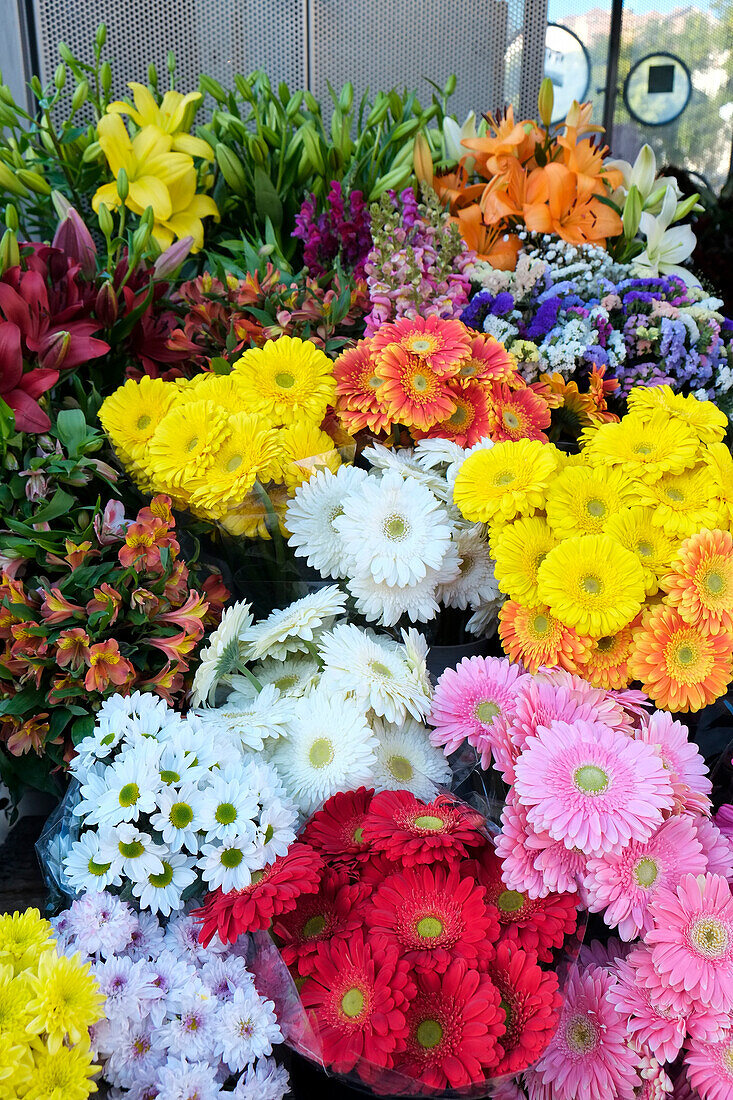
302,639,325,668
235,663,264,694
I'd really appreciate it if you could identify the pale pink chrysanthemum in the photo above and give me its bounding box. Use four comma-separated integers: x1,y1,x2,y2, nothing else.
496,792,586,899
514,719,675,857
646,873,733,1015
584,815,707,940
578,936,630,972
685,1027,733,1100
716,805,733,843
636,711,712,813
608,948,687,1063
429,656,527,764
532,963,640,1100
536,668,636,733
692,815,733,883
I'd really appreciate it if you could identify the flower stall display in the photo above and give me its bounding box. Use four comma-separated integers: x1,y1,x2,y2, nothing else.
453,387,733,710
0,906,104,1098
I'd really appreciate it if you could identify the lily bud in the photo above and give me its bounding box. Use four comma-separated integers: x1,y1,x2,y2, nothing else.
413,131,433,186
54,64,66,91
39,330,71,371
53,206,98,278
97,203,114,238
0,161,29,197
4,204,17,231
338,82,354,114
538,77,554,127
623,184,643,240
95,281,118,327
443,74,457,98
674,193,700,222
285,91,303,119
81,141,102,163
148,64,158,89
95,22,107,49
215,144,248,196
116,168,129,203
0,227,19,272
167,51,176,74
16,169,51,196
71,80,88,112
100,62,112,95
153,235,193,279
304,90,319,113
366,93,390,127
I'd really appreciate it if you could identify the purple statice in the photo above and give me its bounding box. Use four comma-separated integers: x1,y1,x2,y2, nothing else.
293,180,372,280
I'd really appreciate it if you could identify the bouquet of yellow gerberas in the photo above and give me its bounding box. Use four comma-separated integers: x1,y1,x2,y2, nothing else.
453,385,733,712
99,335,354,540
0,908,104,1098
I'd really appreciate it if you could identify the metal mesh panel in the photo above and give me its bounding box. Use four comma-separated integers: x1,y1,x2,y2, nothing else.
31,0,307,99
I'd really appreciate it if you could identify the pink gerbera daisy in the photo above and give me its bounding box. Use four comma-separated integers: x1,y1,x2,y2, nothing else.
362,789,485,866
692,815,733,882
716,804,733,843
495,794,585,899
636,711,712,812
646,873,733,1014
508,677,599,755
584,815,707,940
532,964,640,1100
538,668,637,733
608,948,688,1063
685,1027,733,1100
514,719,675,857
429,656,527,766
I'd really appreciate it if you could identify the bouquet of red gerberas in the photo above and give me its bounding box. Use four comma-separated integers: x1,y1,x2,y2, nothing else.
196,786,582,1096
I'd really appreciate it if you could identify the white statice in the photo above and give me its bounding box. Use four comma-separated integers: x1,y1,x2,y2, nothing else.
233,1057,290,1100
191,600,254,705
284,464,367,578
437,525,500,611
371,717,452,800
214,985,282,1072
195,684,295,751
242,585,347,661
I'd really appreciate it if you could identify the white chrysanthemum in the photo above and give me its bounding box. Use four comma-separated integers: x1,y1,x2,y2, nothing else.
150,784,204,854
371,717,452,800
362,443,447,496
318,623,431,723
131,853,198,917
242,586,347,661
198,839,262,891
284,465,367,578
63,831,123,894
197,776,260,844
335,470,453,587
270,688,377,814
215,984,282,1072
437,526,499,611
195,684,295,751
192,601,254,706
93,751,160,828
227,655,320,701
98,824,166,881
233,1056,290,1100
466,595,504,637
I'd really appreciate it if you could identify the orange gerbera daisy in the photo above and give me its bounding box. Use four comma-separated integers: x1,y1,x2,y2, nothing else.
661,528,733,635
374,346,455,431
371,316,470,377
573,618,639,690
628,603,733,713
488,384,551,442
413,379,491,447
458,334,520,386
499,600,590,674
333,340,392,434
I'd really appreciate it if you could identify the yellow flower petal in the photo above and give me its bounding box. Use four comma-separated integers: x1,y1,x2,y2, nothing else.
128,82,161,126
145,152,196,186
171,133,214,160
91,181,122,212
127,176,173,220
131,125,174,164
97,114,133,178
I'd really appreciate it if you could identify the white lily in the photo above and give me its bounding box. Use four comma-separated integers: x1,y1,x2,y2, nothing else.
631,184,699,286
607,143,681,212
442,111,477,173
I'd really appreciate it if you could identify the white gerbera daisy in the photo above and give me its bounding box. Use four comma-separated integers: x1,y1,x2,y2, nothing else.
242,586,347,661
318,623,430,723
197,839,261,891
362,443,447,496
413,437,468,471
400,627,433,709
346,543,460,627
466,595,504,637
335,470,453,587
131,853,198,917
284,465,367,578
191,600,254,705
270,689,377,814
227,655,320,701
196,684,295,752
371,717,452,800
437,526,500,611
63,831,123,894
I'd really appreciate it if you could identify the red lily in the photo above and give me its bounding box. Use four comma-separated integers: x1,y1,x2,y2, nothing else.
0,320,58,431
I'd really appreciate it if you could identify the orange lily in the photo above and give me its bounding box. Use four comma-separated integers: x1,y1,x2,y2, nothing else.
523,163,622,246
558,136,623,201
432,166,484,213
480,158,527,225
451,206,521,270
462,107,541,179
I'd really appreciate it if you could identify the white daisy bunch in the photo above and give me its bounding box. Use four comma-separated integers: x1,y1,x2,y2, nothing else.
192,589,452,812
63,691,298,912
53,891,290,1099
284,442,500,629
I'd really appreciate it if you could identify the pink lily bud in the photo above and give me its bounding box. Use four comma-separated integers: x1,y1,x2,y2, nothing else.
152,235,194,279
95,281,118,328
52,207,97,279
38,330,70,371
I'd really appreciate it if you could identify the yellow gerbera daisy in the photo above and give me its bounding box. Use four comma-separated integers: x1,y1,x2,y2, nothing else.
453,439,558,524
545,464,639,538
188,413,283,517
580,410,699,483
703,441,733,518
0,910,54,977
232,336,336,427
176,373,268,419
147,400,228,489
627,384,728,444
26,950,104,1054
219,485,289,540
276,422,342,492
98,377,176,464
537,533,646,637
637,466,726,539
26,1037,100,1100
492,515,558,605
605,505,676,594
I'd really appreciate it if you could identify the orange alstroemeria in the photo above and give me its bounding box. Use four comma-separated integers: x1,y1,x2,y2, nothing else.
5,713,49,756
118,519,169,571
148,629,199,668
40,587,85,625
523,163,622,247
84,639,134,693
55,628,91,669
155,591,208,638
87,583,123,624
451,206,521,271
139,663,185,706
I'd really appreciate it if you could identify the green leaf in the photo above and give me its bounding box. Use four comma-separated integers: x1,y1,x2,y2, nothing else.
209,356,231,375
55,409,87,457
253,166,283,228
32,488,77,524
71,714,95,745
0,689,43,716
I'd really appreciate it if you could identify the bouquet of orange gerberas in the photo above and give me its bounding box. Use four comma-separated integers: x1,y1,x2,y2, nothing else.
433,81,624,271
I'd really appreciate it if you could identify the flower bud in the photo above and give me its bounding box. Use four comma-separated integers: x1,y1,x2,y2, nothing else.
30,75,42,99
4,204,17,231
339,82,354,114
0,161,29,198
623,184,643,240
82,141,102,164
97,203,114,238
95,281,118,327
71,80,88,112
100,62,112,96
39,330,71,371
54,64,66,91
153,236,193,279
16,169,51,196
215,144,248,196
58,43,74,64
443,74,457,98
116,168,129,203
95,22,107,49
304,90,319,114
286,91,303,119
200,75,226,102
53,206,98,277
0,228,19,273
167,50,176,74
538,77,554,127
413,130,433,186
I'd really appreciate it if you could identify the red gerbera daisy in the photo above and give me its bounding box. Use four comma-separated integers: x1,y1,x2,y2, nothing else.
357,852,402,890
463,848,578,962
489,942,563,1075
373,346,456,431
459,333,519,385
395,959,506,1090
371,316,471,377
413,378,492,447
300,931,416,1074
272,870,370,974
362,790,485,866
301,787,375,869
488,383,551,442
366,863,500,972
333,340,392,434
195,843,323,946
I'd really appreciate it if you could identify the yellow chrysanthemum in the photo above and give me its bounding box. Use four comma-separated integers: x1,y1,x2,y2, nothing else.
219,485,289,540
0,910,54,976
232,336,336,427
0,1038,32,1089
147,399,228,489
637,467,726,539
627,384,728,444
276,422,342,491
605,505,676,594
188,413,283,516
453,439,558,523
98,377,176,464
545,464,639,538
26,950,104,1055
0,963,31,1038
537,533,647,637
492,515,558,605
580,410,699,483
24,1037,100,1100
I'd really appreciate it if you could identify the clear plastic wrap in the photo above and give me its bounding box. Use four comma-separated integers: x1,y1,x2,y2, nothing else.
35,779,81,911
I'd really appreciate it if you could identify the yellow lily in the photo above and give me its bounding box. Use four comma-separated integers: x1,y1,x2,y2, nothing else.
106,82,213,160
151,168,219,253
92,116,193,223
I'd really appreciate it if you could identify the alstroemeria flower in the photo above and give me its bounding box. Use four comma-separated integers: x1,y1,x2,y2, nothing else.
84,639,134,692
